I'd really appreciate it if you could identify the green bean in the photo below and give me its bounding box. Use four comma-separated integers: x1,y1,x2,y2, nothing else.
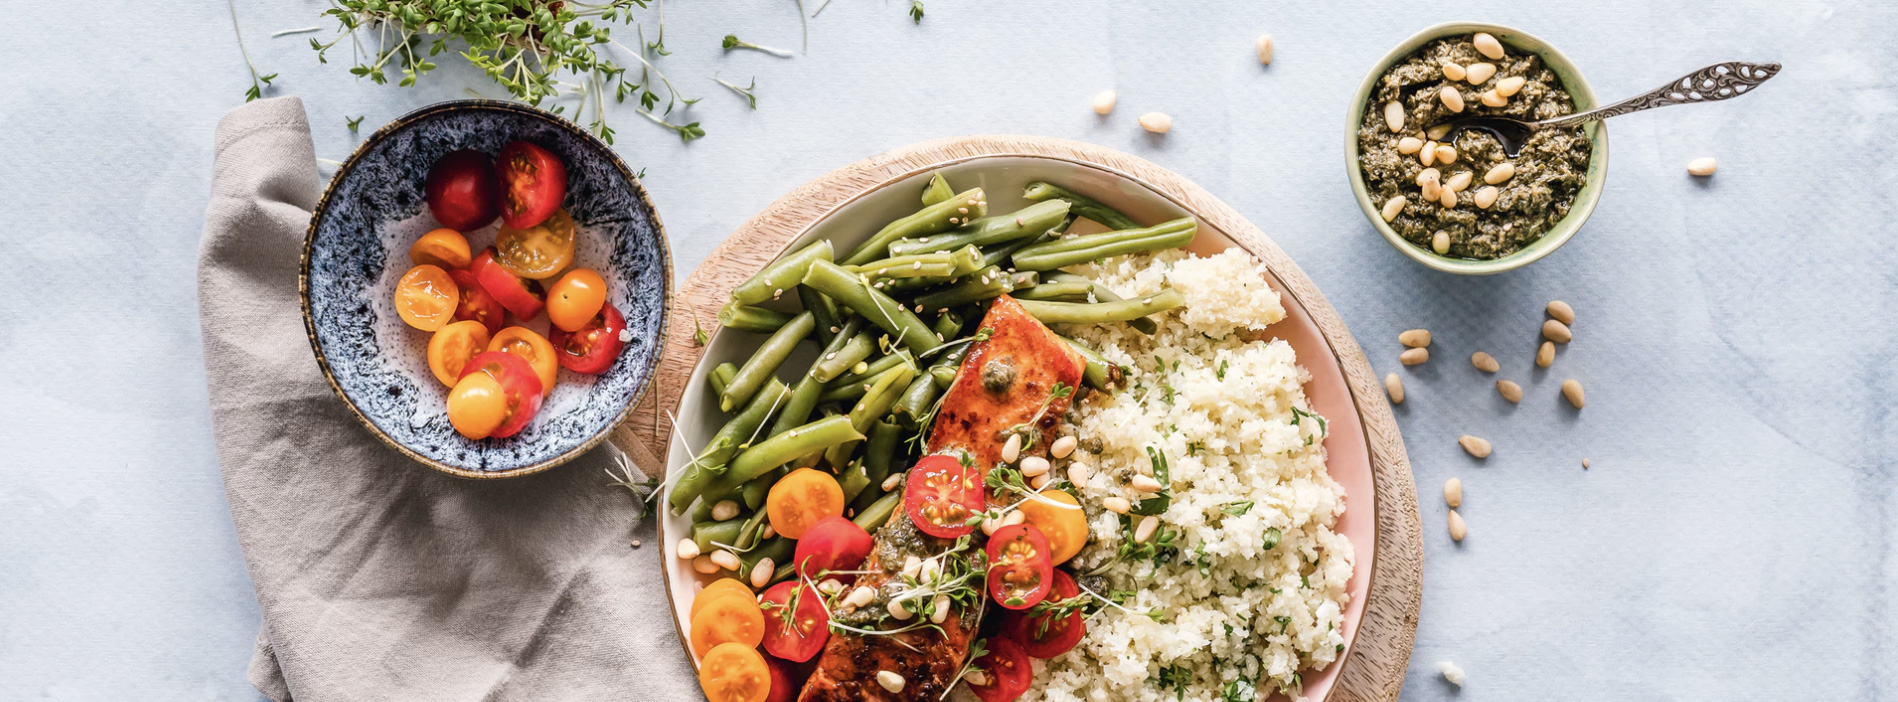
721,312,815,412
842,188,987,265
740,537,795,583
931,309,965,341
732,240,834,307
1016,289,1185,325
980,224,1063,270
1022,181,1138,230
1048,273,1158,334
1060,335,1118,389
666,378,790,513
811,332,875,382
914,267,1013,311
709,362,738,397
1008,271,1041,289
742,465,786,510
921,173,954,206
824,364,915,467
931,364,959,389
853,490,902,532
887,200,1070,257
878,274,954,295
769,375,825,437
801,260,941,356
718,304,795,333
1011,218,1196,271
734,504,771,549
893,371,941,427
719,415,864,490
861,420,901,493
690,494,720,523
798,287,842,347
692,518,747,551
829,349,915,388
1013,280,1095,302
839,459,871,503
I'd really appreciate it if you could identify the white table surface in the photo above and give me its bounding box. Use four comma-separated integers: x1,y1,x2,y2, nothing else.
3,0,1893,699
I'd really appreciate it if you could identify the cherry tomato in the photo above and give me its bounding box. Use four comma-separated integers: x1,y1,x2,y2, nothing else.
409,228,472,270
446,371,509,440
1001,569,1085,659
394,264,459,331
425,149,502,231
792,516,874,579
763,657,799,702
547,302,627,374
545,267,608,332
965,636,1032,702
690,591,765,658
448,269,504,335
692,579,755,621
455,351,543,438
765,468,844,540
698,642,771,702
426,320,493,388
487,326,558,397
759,581,830,663
496,140,568,230
494,208,576,280
470,247,545,321
1016,489,1088,565
903,454,984,538
985,524,1054,610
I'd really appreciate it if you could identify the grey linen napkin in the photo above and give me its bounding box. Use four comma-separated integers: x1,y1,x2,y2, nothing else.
197,97,696,702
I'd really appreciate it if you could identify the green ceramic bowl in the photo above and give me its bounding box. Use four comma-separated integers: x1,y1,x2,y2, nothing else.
1346,22,1609,275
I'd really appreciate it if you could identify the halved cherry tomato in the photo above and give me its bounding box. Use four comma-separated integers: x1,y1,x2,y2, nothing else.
496,140,568,230
448,269,505,335
691,578,755,621
545,267,608,332
547,302,626,374
759,581,830,663
455,351,543,438
698,641,771,702
965,636,1033,702
903,454,984,538
792,516,874,579
394,264,459,331
426,149,502,231
690,591,765,658
1016,489,1088,565
446,371,509,440
985,524,1054,610
765,468,844,540
494,208,576,280
763,657,799,702
1001,569,1086,659
409,228,472,270
470,247,545,321
487,326,558,397
427,320,493,387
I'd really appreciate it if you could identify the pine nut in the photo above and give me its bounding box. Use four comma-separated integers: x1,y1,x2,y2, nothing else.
1496,379,1522,403
1473,186,1499,209
1067,462,1091,485
1562,379,1586,408
1421,179,1442,202
1441,62,1467,81
1093,90,1117,115
1419,140,1438,167
1547,300,1575,325
1443,477,1462,508
676,539,701,560
1001,434,1022,464
1484,162,1515,185
1543,319,1573,343
1416,168,1441,189
711,499,741,521
818,578,844,595
762,525,776,540
1385,373,1405,404
930,594,952,624
1102,497,1131,514
878,670,906,693
1399,329,1432,347
1020,456,1051,477
1536,341,1555,368
1439,86,1465,113
1397,136,1424,154
1382,196,1407,222
1435,144,1458,165
844,586,876,609
1479,89,1507,107
1458,435,1492,458
1400,347,1430,365
883,472,906,492
1496,76,1526,97
1470,351,1499,373
1465,62,1497,85
751,558,775,588
1439,186,1459,208
980,514,1002,536
691,555,720,574
1139,112,1173,134
710,550,741,571
1687,157,1718,176
1131,475,1164,493
1030,473,1052,490
920,557,942,581
966,670,991,687
1432,231,1451,255
902,556,922,579
1134,515,1160,543
1445,171,1473,192
1256,33,1274,64
1582,459,1592,469
1427,123,1454,140
1384,101,1405,132
888,597,913,620
1050,436,1077,459
1473,32,1505,60
1448,509,1468,541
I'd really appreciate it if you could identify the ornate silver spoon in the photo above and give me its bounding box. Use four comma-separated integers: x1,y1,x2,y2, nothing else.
1442,61,1781,157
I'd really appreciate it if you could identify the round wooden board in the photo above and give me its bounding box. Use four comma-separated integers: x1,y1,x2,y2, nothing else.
610,135,1422,702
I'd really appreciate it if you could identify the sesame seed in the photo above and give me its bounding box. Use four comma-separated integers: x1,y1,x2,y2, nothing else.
913,261,923,270
830,326,840,333
825,352,837,360
967,199,977,205
958,207,968,214
1015,217,1023,226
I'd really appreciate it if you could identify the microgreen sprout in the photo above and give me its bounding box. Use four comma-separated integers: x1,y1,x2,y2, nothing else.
712,74,759,109
228,0,277,102
345,115,366,133
909,0,926,23
722,34,794,58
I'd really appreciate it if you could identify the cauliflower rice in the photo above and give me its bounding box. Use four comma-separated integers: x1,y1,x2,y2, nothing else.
1027,249,1353,702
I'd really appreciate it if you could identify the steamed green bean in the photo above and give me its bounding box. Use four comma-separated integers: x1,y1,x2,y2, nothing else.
824,364,915,467
893,372,941,427
887,200,1070,257
1049,272,1158,334
1060,335,1118,389
692,518,747,551
914,267,1012,311
1016,289,1185,324
708,362,737,397
720,312,814,412
723,415,863,487
931,309,964,341
1011,218,1196,271
852,490,902,531
1022,181,1138,230
811,332,874,383
801,260,941,356
733,240,833,307
921,173,954,206
718,304,795,333
842,187,987,265
1013,280,1095,302
666,377,789,513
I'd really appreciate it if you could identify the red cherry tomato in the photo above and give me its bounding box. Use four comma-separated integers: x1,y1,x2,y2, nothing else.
763,656,799,702
758,582,830,663
470,247,545,321
903,454,984,539
1001,569,1086,659
985,524,1054,610
496,141,568,230
966,637,1033,702
792,516,875,580
456,351,543,438
448,269,505,335
547,301,626,374
425,149,501,231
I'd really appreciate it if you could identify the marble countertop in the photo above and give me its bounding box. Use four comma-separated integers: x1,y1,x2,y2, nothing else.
2,0,1892,699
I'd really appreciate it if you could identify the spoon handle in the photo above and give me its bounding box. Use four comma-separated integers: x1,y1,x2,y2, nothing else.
1537,61,1781,130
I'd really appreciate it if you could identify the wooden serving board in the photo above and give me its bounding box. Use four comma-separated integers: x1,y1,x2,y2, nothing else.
610,135,1422,702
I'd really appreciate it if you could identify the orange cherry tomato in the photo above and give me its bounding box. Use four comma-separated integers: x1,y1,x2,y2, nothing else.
426,320,493,388
487,326,558,396
545,268,608,332
455,351,544,439
409,228,472,270
446,371,509,440
697,642,770,702
494,208,576,280
765,468,845,540
689,591,765,658
691,578,755,620
394,264,459,332
1016,489,1088,565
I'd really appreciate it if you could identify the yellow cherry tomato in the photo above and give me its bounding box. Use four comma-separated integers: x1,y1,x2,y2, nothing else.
426,320,493,387
487,326,558,396
394,264,459,332
446,371,508,439
493,208,575,280
689,592,765,659
697,642,770,702
1017,489,1089,565
545,268,608,332
766,468,845,540
690,578,754,621
409,228,472,270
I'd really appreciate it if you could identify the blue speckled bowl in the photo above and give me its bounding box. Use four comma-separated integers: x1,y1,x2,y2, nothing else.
302,100,670,478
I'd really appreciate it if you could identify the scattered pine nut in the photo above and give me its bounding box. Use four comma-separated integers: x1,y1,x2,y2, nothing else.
1496,75,1526,97
1093,90,1118,115
845,585,876,609
1382,196,1407,222
888,598,913,620
1444,171,1473,192
1439,661,1467,686
1562,379,1585,408
1131,475,1164,493
1473,185,1500,209
1473,32,1505,60
1543,319,1573,343
1427,123,1453,140
882,472,906,492
1102,497,1131,514
1067,462,1091,486
1582,458,1592,469
1441,61,1467,81
1458,435,1492,458
1464,62,1497,84
1432,231,1451,255
1384,101,1405,132
711,499,741,521
1416,167,1442,188
1050,436,1077,459
1134,515,1160,543
1439,186,1459,209
1435,144,1459,165
1536,341,1555,368
1687,157,1718,176
1001,434,1022,463
1443,477,1462,508
1385,373,1405,404
1448,509,1468,541
1547,300,1575,325
1496,379,1523,403
930,594,952,624
1397,137,1424,154
1255,33,1274,64
1020,456,1051,477
751,558,776,588
1439,85,1465,113
710,550,742,571
676,538,701,560
1471,351,1499,373
1484,162,1516,185
1419,140,1439,167
1479,89,1507,107
691,555,720,574
1139,112,1173,134
1399,329,1432,347
1400,347,1430,365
